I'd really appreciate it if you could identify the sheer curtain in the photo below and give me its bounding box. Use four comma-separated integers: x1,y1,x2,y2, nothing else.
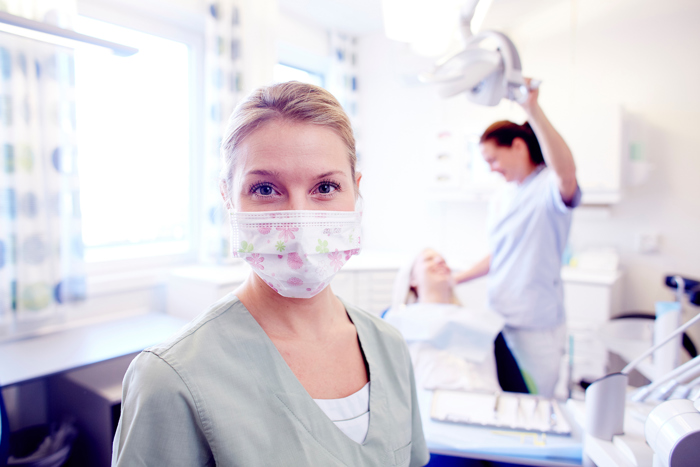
201,0,246,263
0,1,85,331
327,33,361,165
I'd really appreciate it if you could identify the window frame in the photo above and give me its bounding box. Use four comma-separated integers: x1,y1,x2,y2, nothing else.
75,0,206,277
274,62,325,87
276,39,331,87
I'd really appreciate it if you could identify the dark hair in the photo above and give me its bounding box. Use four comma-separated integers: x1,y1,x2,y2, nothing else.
480,121,545,166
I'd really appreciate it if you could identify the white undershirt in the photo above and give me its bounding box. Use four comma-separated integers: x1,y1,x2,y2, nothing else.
313,382,370,444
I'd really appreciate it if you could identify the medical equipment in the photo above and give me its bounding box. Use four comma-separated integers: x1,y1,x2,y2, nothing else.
584,275,700,465
654,301,682,380
586,296,700,439
430,389,572,436
645,399,700,467
419,2,536,105
666,275,700,306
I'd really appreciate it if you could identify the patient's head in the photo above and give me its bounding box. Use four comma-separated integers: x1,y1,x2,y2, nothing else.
408,249,457,305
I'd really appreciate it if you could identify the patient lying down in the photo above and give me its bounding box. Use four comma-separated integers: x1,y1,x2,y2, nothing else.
384,249,504,393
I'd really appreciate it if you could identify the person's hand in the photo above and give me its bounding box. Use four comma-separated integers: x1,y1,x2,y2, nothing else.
519,77,540,115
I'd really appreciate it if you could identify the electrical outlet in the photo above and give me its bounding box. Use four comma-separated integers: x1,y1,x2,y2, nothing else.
635,233,660,254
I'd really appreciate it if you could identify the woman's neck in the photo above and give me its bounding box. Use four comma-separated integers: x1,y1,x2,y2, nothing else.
516,162,541,184
235,272,348,340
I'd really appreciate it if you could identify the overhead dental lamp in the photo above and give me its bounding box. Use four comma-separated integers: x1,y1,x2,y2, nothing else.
418,1,536,106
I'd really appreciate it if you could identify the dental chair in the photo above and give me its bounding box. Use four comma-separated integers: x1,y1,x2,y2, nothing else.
380,309,529,394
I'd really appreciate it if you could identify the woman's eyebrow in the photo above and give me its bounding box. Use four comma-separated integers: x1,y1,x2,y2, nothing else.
315,171,345,179
246,169,280,177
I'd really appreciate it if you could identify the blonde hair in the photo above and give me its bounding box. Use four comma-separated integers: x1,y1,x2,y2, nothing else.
220,81,357,196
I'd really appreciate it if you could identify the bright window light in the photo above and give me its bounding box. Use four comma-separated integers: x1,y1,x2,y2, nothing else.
273,63,324,87
74,17,192,262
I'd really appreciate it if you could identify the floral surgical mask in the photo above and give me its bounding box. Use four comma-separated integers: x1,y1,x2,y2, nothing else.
229,208,362,298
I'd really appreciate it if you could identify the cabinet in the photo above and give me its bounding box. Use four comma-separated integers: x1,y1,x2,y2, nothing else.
426,104,624,205
48,355,135,467
166,254,404,320
166,264,248,320
560,267,623,385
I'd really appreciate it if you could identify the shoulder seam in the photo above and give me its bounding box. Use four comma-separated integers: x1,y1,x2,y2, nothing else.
143,350,216,459
151,297,239,356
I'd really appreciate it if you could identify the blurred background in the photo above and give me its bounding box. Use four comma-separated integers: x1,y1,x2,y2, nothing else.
0,0,699,465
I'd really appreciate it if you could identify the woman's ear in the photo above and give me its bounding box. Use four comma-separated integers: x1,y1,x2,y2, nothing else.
355,172,362,192
512,137,529,156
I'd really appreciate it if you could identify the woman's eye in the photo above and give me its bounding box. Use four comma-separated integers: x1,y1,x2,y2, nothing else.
251,184,277,196
316,182,339,195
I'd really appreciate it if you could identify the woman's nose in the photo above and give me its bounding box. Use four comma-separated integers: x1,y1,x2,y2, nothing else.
287,191,313,211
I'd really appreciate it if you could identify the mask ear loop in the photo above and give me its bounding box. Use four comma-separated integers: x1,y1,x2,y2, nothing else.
220,179,235,213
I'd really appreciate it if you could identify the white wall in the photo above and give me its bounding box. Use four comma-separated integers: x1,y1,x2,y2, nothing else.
509,0,700,314
357,0,700,322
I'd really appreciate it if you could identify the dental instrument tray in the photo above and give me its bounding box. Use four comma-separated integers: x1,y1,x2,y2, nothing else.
430,390,572,436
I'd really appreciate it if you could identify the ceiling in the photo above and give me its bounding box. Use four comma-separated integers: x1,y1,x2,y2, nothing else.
277,0,385,35
480,0,565,31
277,0,567,36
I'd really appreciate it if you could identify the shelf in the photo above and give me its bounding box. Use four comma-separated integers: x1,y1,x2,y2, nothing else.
0,312,187,387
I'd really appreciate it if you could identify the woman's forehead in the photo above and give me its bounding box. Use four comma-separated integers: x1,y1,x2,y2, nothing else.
236,120,351,177
420,249,441,261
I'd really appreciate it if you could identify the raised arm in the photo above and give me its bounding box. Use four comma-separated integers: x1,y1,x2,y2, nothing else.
521,79,578,203
454,254,491,285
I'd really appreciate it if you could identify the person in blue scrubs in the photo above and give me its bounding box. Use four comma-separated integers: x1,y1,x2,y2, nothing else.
454,80,581,397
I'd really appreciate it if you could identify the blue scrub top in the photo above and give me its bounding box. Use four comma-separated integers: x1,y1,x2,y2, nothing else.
487,166,581,329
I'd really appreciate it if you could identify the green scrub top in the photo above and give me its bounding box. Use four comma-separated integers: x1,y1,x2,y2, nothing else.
112,294,430,467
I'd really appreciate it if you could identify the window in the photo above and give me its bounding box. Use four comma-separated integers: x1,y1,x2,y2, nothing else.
74,16,195,263
273,63,324,87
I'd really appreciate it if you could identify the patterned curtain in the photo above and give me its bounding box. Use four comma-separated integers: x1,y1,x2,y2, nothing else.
0,2,84,330
327,33,361,165
201,0,245,263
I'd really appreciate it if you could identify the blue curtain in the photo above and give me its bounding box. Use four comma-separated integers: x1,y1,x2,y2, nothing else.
0,32,85,327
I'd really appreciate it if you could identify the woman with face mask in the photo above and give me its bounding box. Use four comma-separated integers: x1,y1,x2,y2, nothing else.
453,79,580,398
112,82,429,467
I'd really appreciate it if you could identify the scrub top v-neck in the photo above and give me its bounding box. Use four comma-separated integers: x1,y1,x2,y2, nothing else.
112,293,429,467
